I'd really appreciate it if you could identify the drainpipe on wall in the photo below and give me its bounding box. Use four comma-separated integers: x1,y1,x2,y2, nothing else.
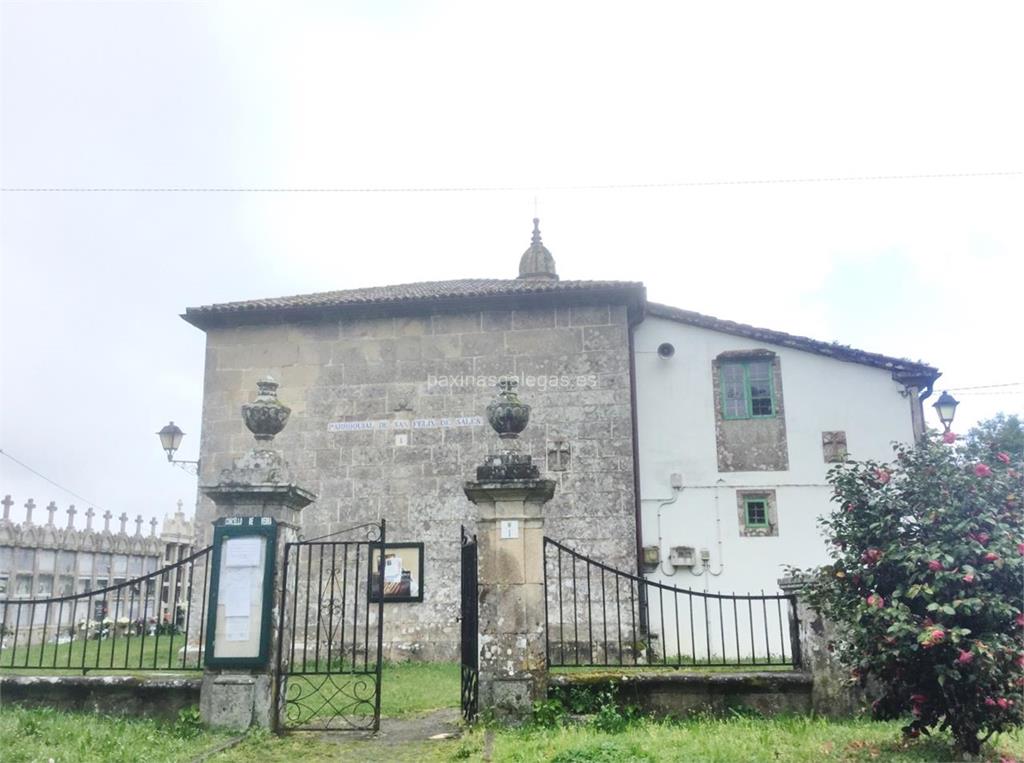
627,313,648,634
656,481,683,576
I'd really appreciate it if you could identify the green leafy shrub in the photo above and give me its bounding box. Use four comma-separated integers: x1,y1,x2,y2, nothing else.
803,435,1023,756
532,698,568,728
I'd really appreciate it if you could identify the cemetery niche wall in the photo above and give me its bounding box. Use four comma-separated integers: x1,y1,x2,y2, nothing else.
0,496,195,643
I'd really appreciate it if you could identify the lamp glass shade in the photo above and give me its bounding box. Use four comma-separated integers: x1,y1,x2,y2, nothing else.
157,422,185,456
932,391,959,426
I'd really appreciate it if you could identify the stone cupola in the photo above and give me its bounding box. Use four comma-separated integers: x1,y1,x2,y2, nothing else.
517,218,558,281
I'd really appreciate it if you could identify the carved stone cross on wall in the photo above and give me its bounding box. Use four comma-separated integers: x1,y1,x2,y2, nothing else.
67,504,77,529
547,439,571,472
24,498,36,525
134,515,143,536
149,517,159,537
118,512,129,535
46,501,58,527
85,506,95,530
1,495,12,521
102,509,112,532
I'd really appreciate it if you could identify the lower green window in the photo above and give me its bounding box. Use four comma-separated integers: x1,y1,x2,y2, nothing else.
744,498,769,528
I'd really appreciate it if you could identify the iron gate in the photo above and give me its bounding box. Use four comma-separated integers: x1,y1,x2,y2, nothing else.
459,525,478,723
543,537,799,668
275,521,386,731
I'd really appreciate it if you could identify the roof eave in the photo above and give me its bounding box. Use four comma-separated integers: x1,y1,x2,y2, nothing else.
183,284,646,332
645,302,939,381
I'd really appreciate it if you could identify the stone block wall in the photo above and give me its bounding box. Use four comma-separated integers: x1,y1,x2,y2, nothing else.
195,301,639,659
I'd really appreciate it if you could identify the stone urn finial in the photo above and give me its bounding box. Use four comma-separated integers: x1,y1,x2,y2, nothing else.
486,378,531,441
242,377,291,444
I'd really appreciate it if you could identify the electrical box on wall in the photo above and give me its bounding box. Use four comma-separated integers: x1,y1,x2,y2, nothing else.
669,546,696,567
641,545,660,570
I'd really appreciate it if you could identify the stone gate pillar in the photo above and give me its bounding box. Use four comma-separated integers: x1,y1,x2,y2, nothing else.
464,380,555,722
779,574,865,717
199,378,314,731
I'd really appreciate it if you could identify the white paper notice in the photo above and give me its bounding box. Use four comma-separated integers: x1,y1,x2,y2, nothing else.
384,557,402,583
221,568,252,618
225,537,261,567
225,616,250,642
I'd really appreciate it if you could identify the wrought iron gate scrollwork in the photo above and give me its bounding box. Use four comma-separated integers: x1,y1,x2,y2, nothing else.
275,520,386,731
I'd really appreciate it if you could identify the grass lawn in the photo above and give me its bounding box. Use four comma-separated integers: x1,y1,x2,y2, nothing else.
0,705,234,763
378,660,460,716
0,633,197,674
208,715,1024,762
3,662,1022,762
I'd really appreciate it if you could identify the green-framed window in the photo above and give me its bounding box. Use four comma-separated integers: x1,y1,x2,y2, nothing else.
721,360,775,419
744,497,770,528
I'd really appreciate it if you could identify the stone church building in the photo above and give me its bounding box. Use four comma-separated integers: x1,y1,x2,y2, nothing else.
183,221,938,660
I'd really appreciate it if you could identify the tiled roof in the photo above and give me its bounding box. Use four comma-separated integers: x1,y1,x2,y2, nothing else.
181,279,939,381
183,278,645,328
646,302,939,380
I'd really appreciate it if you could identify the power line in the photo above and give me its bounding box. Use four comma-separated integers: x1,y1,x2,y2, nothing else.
1,170,1020,194
0,448,108,512
953,390,1023,397
946,382,1022,391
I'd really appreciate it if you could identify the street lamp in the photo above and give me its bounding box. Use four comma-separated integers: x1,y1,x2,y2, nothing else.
932,391,960,433
157,421,199,475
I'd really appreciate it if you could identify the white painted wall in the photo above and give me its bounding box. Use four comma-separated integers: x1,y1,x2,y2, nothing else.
634,315,918,660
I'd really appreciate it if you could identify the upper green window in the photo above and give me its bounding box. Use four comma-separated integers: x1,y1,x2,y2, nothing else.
721,360,775,419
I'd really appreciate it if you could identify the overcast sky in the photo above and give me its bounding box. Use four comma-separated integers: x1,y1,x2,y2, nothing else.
1,1,1021,528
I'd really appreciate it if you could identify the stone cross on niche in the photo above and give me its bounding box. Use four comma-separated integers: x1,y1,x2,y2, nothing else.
134,515,143,536
102,509,112,532
24,498,36,525
67,505,77,529
149,517,159,537
85,507,95,530
46,501,58,527
1,495,12,521
118,512,129,535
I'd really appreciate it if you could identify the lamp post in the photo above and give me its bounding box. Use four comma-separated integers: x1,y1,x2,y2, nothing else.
157,421,200,475
932,391,960,433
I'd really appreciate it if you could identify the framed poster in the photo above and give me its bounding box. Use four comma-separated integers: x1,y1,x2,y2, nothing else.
368,543,424,603
204,517,277,669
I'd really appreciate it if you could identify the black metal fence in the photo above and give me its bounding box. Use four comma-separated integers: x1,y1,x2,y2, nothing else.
543,538,800,669
0,546,212,673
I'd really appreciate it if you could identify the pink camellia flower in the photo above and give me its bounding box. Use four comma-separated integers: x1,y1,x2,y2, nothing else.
1018,542,1024,556
985,697,997,707
983,552,1000,563
1016,613,1024,627
910,693,927,705
866,594,884,609
974,463,993,477
996,451,1011,464
997,697,1011,710
963,573,976,584
1015,654,1024,669
942,430,957,444
928,560,943,572
929,629,946,643
874,468,891,484
956,649,974,665
861,548,883,564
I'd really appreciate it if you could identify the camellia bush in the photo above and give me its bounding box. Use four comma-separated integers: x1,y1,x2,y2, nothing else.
803,432,1023,756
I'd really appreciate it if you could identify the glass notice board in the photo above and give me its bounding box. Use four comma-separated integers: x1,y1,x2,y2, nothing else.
204,518,277,668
